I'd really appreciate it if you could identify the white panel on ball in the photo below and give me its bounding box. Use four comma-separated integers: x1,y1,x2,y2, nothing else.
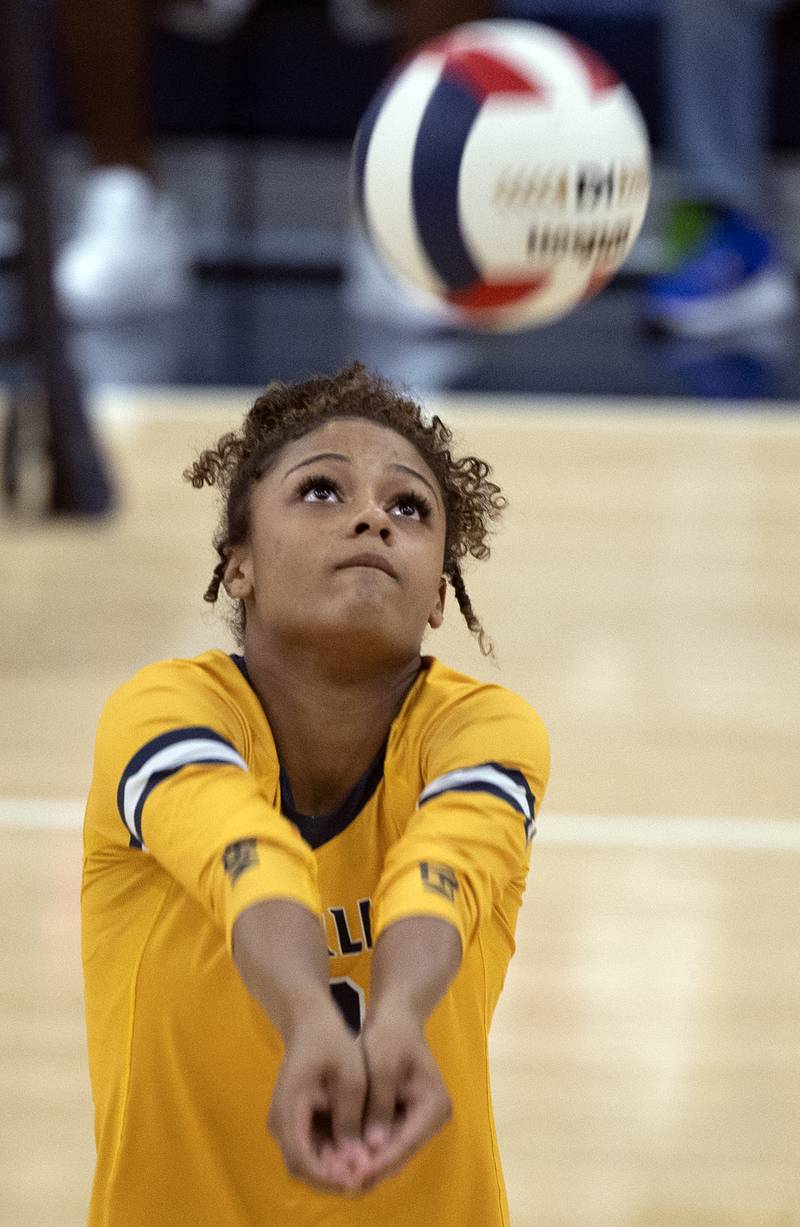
361,58,446,297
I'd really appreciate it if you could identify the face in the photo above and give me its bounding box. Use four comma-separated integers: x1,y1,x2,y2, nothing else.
224,417,448,664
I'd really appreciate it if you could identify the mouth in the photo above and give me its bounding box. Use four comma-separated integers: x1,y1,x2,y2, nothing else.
337,553,398,580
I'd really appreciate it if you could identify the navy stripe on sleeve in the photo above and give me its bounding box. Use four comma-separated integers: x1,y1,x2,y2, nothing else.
116,727,248,850
419,760,537,844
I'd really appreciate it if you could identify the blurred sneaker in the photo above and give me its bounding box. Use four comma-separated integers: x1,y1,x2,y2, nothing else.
652,335,783,400
642,205,797,338
56,167,190,321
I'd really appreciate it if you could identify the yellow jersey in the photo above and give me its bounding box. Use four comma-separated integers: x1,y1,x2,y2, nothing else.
82,649,550,1226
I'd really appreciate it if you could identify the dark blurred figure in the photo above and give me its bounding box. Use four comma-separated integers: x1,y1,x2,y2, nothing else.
55,0,255,320
56,0,488,322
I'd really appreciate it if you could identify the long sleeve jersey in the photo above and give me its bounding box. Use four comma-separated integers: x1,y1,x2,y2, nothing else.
82,649,550,1227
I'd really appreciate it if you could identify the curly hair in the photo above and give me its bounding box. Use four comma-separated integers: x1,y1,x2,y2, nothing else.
183,362,506,654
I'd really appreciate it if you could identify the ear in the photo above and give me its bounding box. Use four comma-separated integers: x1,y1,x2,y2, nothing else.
427,576,447,631
222,544,254,601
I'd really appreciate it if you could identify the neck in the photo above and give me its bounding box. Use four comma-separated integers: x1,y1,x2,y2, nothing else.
242,632,423,816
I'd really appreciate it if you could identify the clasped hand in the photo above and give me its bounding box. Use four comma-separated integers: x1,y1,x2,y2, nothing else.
268,1001,451,1195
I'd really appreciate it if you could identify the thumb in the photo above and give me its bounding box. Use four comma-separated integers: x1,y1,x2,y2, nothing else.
362,1048,403,1152
330,1059,368,1148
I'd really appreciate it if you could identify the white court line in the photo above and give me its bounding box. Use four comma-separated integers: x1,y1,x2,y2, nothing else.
1,797,800,850
0,797,86,828
541,814,800,851
87,388,800,436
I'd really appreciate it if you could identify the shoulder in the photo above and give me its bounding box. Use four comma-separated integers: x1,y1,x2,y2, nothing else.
106,650,245,711
87,652,258,848
97,650,260,755
416,656,547,733
401,657,550,788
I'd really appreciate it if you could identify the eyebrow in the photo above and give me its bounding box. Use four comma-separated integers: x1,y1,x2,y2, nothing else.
282,452,442,508
389,463,441,508
282,453,350,481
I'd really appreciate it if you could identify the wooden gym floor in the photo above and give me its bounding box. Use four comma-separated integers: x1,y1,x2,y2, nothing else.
1,391,798,1226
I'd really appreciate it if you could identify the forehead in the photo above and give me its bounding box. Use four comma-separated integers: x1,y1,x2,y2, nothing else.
275,416,438,483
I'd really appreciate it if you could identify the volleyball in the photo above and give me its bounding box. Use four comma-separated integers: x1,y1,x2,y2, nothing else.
352,20,651,331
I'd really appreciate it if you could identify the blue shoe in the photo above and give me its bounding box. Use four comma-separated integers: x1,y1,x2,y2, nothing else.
652,335,784,400
642,207,797,338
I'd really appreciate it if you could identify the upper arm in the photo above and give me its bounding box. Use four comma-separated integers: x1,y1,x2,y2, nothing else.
420,689,549,849
373,686,550,948
86,662,321,949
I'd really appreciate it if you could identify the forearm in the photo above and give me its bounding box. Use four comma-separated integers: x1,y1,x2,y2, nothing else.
232,899,336,1042
368,916,462,1025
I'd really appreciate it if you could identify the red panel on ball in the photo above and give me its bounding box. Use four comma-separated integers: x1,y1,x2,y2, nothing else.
447,276,550,311
443,49,546,102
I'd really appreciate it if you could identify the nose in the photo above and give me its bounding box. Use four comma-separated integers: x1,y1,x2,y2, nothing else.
351,501,392,542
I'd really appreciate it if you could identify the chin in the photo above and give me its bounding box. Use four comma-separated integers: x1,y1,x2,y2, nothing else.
319,606,415,657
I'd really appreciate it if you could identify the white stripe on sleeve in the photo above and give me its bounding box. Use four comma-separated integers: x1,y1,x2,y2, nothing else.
122,738,248,848
419,764,532,819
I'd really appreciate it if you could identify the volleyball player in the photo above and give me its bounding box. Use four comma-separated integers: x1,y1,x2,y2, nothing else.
82,362,550,1225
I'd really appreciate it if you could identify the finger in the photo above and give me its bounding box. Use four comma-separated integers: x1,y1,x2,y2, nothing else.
360,1077,451,1190
327,1055,373,1189
323,1138,372,1191
276,1088,360,1194
318,1139,367,1192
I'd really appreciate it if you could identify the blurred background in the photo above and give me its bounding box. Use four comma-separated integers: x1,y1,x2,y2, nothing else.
1,2,799,1225
1,0,800,396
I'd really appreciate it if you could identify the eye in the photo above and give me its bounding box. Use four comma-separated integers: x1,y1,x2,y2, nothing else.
297,474,340,503
392,491,433,521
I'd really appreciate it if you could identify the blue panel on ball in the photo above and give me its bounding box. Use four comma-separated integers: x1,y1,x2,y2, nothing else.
351,80,393,232
411,76,481,292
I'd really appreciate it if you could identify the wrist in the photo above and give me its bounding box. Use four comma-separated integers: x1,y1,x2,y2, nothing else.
368,916,462,1027
232,899,336,1042
366,987,427,1030
277,980,342,1045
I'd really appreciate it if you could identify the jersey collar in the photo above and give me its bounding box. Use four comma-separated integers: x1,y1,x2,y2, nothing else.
230,653,387,849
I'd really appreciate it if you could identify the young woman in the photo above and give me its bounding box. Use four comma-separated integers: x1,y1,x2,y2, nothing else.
82,362,550,1226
